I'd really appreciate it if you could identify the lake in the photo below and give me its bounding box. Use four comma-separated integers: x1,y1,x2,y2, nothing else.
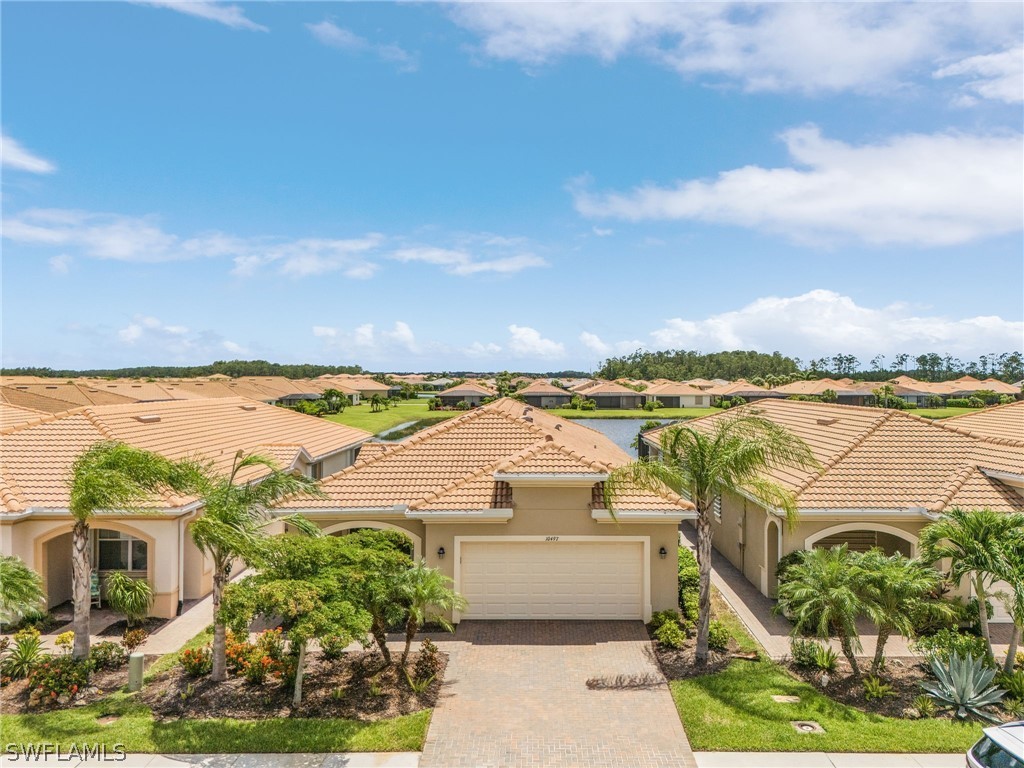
573,418,672,455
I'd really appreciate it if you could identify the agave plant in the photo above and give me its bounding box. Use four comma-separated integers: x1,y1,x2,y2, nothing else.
920,652,1006,722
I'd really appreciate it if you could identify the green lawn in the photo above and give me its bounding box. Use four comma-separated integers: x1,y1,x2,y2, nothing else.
549,407,718,420
0,694,430,753
671,660,982,753
326,400,456,435
912,407,978,419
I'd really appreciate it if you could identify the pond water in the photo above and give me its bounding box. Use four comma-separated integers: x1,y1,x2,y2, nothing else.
573,418,672,455
377,421,417,440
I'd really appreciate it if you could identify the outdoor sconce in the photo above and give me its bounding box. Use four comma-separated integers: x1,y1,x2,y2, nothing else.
659,546,667,559
437,546,446,559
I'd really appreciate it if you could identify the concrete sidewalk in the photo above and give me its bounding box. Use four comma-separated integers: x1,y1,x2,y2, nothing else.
694,754,964,768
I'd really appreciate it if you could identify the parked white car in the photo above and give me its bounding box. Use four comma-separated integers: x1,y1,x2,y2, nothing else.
968,721,1024,768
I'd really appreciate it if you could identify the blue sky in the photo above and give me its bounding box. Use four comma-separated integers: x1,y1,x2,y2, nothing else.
3,1,1022,372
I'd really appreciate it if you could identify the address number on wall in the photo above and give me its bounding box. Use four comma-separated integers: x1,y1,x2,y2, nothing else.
545,536,559,542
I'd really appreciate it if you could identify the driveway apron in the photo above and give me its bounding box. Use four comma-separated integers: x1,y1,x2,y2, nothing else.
421,621,696,768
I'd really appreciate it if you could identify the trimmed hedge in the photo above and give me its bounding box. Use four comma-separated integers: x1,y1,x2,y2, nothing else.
678,547,700,621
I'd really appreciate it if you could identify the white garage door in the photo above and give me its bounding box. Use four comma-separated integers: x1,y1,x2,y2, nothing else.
459,540,644,620
990,580,1013,624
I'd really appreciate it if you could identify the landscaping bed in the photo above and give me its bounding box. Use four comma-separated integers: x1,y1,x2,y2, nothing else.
141,647,446,722
786,656,931,719
0,655,161,714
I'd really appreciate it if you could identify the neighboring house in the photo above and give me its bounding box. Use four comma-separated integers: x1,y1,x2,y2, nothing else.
706,379,785,403
643,400,1024,618
278,399,694,621
684,378,717,391
421,377,457,391
644,381,709,408
437,382,496,407
518,380,573,408
0,402,50,430
573,381,645,409
0,397,372,618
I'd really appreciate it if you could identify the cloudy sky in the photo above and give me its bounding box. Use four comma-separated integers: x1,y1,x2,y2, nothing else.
3,2,1022,371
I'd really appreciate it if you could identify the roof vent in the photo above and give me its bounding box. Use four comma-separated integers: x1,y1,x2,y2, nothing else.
555,424,562,431
523,406,533,414
545,434,554,442
240,404,258,411
46,386,58,389
523,416,534,423
816,417,838,426
134,414,161,424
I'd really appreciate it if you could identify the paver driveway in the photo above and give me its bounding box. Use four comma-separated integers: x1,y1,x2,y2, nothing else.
420,621,695,768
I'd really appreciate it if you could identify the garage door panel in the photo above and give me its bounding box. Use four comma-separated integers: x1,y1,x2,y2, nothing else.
460,540,644,621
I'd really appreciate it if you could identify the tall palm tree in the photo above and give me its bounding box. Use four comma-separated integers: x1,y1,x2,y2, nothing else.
68,442,200,660
397,561,466,668
919,508,1024,663
777,545,867,676
995,533,1024,674
858,549,952,673
606,412,818,663
188,451,323,682
0,555,45,625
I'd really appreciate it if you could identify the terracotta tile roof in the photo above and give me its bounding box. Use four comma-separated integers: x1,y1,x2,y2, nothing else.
939,400,1024,443
589,481,693,512
438,383,496,397
0,387,89,414
0,403,51,430
0,398,371,514
645,381,707,397
1,383,137,408
574,380,640,396
706,380,783,397
281,399,693,514
518,380,571,396
643,399,1024,514
355,442,392,461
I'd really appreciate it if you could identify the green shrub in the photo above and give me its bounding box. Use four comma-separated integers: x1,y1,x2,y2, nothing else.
104,571,153,627
707,620,730,651
790,637,821,669
454,400,471,411
121,628,148,654
902,402,918,410
913,629,991,667
179,646,213,677
579,399,597,411
945,398,971,408
649,610,683,632
655,621,686,649
642,399,663,412
677,547,700,622
320,634,349,661
3,629,46,679
413,639,442,683
27,656,92,704
996,669,1024,701
813,645,838,672
90,641,127,670
775,550,806,586
254,627,285,661
912,694,937,718
863,675,895,701
921,652,1005,722
54,631,74,655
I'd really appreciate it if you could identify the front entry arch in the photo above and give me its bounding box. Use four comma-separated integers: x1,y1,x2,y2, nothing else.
804,522,918,557
320,520,422,560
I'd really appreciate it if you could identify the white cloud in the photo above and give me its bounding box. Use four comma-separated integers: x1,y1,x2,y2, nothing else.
579,331,644,358
48,254,72,276
2,132,56,174
140,1,267,32
114,315,247,361
573,126,1023,246
313,321,419,356
934,45,1024,104
312,326,338,338
222,340,247,355
507,325,565,359
391,246,546,276
236,235,385,278
591,226,614,237
307,20,418,72
464,341,502,357
648,289,1024,359
449,3,1021,95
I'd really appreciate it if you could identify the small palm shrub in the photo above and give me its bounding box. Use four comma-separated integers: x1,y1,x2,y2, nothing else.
3,629,46,679
104,572,153,627
790,637,822,669
913,629,990,667
707,620,730,651
655,621,686,649
996,669,1024,701
912,694,936,718
90,641,127,670
863,675,894,701
920,652,1006,722
813,645,838,673
413,639,442,683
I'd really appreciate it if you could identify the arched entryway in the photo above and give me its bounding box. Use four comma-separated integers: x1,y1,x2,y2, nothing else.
804,523,918,558
320,521,422,560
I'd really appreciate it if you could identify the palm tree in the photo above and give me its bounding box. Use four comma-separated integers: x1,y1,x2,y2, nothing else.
188,451,323,682
397,561,466,668
606,412,818,663
777,545,867,676
68,442,200,660
858,549,952,673
0,555,45,625
919,508,1024,663
995,533,1024,674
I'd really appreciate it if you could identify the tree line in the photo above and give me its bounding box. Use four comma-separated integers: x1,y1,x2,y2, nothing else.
0,360,364,379
597,350,1024,383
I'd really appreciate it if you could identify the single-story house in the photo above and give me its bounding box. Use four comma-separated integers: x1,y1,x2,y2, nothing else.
518,380,573,408
642,400,1024,624
574,381,645,409
0,397,372,618
644,381,709,408
706,379,785,403
437,382,496,407
278,399,694,622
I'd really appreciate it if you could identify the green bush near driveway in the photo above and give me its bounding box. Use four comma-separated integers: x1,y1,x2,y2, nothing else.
671,659,984,753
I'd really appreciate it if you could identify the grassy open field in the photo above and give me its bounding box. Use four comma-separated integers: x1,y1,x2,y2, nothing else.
912,407,978,419
325,400,455,435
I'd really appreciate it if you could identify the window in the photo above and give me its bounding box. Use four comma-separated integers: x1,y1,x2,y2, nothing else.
310,461,324,480
96,530,148,572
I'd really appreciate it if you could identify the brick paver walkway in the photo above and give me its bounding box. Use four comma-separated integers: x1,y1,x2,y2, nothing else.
421,621,696,768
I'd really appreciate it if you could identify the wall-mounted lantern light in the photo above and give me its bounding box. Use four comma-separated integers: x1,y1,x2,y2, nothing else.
437,546,446,559
659,546,667,559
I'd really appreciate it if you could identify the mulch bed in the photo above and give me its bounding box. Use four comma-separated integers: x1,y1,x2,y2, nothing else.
97,617,169,637
647,625,750,680
786,656,929,718
0,655,162,714
141,648,446,722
